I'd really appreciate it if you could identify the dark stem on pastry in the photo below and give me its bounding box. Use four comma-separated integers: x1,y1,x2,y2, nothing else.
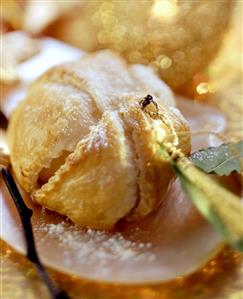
139,95,160,120
139,94,158,111
1,168,70,299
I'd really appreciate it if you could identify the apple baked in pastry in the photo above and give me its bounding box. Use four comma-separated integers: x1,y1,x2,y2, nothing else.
8,50,190,229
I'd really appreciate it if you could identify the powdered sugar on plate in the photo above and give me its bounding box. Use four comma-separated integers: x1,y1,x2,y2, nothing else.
34,221,156,277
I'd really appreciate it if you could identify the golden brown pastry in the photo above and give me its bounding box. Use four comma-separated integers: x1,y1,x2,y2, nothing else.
8,50,190,229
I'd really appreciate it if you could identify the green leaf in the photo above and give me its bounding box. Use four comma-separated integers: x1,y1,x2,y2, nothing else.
173,157,243,252
189,141,243,176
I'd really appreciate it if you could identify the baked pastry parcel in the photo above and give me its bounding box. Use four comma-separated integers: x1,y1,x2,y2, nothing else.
8,50,190,229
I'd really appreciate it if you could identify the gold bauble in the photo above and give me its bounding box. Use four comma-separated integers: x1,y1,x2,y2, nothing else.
47,0,232,89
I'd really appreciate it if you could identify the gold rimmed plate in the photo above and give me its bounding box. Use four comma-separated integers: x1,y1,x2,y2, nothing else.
0,97,228,284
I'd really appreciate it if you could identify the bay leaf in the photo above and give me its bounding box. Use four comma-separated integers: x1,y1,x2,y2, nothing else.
189,141,243,176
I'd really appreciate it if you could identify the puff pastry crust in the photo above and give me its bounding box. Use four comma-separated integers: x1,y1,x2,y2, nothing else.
8,50,190,228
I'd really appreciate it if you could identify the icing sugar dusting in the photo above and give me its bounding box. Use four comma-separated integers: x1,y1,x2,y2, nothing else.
35,222,156,277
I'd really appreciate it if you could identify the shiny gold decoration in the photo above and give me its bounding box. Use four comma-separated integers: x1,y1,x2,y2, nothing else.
176,2,242,134
211,79,243,142
201,2,243,142
47,0,232,89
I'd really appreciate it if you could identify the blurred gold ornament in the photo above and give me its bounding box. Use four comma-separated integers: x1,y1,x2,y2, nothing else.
204,2,243,142
209,77,243,142
46,0,232,89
